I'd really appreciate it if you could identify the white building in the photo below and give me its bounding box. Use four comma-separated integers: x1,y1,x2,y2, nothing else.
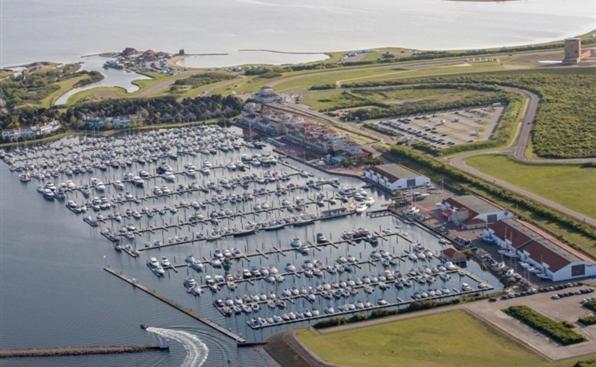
484,218,595,282
364,164,430,191
441,195,512,229
254,86,283,104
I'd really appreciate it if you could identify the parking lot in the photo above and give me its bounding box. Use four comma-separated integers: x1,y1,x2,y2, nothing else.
465,282,596,361
369,104,505,149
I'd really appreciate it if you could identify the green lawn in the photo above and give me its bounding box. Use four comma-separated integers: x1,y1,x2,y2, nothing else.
297,310,592,367
466,155,596,219
302,87,500,111
65,86,127,106
39,75,88,107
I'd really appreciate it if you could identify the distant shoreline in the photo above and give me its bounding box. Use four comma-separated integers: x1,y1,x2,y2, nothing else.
448,0,517,2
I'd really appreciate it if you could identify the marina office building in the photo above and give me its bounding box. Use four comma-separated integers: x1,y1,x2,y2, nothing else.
364,163,430,191
440,195,512,230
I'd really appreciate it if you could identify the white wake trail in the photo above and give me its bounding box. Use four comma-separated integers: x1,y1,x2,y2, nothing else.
146,327,209,367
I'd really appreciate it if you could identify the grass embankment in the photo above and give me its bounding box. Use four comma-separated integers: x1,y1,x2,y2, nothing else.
39,75,89,107
466,155,596,219
505,306,586,345
65,71,239,105
65,86,128,106
227,60,503,96
297,310,591,367
302,87,500,112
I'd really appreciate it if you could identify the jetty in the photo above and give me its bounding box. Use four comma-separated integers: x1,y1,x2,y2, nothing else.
0,345,167,359
103,267,247,344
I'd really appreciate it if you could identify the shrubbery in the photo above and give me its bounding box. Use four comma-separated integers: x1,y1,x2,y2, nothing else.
583,299,596,312
578,315,596,326
65,95,243,128
505,305,586,345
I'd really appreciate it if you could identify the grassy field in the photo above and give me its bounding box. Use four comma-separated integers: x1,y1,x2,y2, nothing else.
65,86,128,106
297,310,593,367
466,155,596,219
302,86,500,111
39,75,88,107
225,59,505,96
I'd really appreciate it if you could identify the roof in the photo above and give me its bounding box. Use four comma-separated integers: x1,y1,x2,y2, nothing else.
489,218,532,248
445,195,502,215
490,218,587,272
521,240,572,272
369,164,422,182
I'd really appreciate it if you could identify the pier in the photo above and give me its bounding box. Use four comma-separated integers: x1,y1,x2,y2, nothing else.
0,345,167,359
139,229,411,254
103,267,247,344
246,286,495,330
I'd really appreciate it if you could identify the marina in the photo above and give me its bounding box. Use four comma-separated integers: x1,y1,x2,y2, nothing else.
1,125,502,343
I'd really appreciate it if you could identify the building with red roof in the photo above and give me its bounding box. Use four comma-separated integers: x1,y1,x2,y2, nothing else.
440,195,512,229
484,218,595,281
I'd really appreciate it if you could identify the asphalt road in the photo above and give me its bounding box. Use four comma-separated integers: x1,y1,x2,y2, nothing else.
267,82,596,227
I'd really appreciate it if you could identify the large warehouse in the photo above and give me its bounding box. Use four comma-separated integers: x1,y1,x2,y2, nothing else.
364,164,430,191
484,218,595,282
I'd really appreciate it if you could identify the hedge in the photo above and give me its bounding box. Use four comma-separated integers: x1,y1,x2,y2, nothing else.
583,300,596,312
505,305,586,345
578,315,596,326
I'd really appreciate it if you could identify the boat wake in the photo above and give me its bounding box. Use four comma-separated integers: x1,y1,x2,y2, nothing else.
146,327,209,367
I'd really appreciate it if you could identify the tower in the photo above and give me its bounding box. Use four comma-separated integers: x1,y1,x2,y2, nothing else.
562,38,581,64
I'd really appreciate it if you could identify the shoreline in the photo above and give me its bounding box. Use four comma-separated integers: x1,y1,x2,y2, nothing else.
3,27,594,70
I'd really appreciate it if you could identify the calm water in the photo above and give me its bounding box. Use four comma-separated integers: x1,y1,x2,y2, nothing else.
1,0,595,67
54,56,151,106
0,151,271,367
0,128,502,366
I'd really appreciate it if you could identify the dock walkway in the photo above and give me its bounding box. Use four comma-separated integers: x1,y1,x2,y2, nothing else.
103,267,246,344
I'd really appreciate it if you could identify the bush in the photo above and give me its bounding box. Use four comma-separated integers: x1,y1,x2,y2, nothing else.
309,84,336,90
583,299,596,312
505,305,586,345
578,315,596,326
575,359,596,367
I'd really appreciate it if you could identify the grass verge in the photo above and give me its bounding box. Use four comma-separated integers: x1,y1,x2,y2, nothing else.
465,155,596,219
297,310,591,367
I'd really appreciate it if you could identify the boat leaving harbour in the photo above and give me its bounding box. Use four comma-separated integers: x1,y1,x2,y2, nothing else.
0,124,501,361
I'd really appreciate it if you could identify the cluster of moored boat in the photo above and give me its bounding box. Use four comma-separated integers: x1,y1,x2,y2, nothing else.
244,279,491,329
2,126,250,179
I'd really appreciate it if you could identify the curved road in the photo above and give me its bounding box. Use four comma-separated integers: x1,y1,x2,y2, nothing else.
446,85,596,227
275,81,596,227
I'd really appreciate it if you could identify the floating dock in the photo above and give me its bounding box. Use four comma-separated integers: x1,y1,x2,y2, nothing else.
103,267,247,344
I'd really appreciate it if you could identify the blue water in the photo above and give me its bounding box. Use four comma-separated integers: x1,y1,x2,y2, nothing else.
0,128,503,366
1,0,594,67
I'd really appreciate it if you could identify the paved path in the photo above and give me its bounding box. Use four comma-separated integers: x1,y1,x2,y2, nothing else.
280,81,595,226
445,85,596,227
276,284,596,367
465,286,596,361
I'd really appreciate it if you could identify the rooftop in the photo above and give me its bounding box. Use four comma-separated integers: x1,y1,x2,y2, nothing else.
369,164,422,181
490,218,588,272
445,195,502,215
